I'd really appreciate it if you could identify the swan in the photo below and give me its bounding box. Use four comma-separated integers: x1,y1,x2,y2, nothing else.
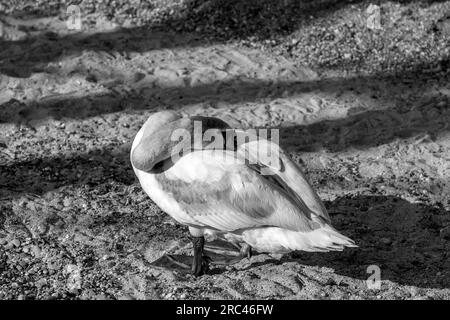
130,110,356,276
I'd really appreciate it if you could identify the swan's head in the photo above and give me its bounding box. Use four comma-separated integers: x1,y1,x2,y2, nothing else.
131,110,186,173
131,111,233,173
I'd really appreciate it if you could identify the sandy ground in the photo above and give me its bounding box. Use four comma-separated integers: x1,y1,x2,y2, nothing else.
0,2,450,300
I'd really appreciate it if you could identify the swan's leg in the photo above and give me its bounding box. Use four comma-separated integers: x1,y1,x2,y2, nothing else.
240,243,252,259
192,236,210,276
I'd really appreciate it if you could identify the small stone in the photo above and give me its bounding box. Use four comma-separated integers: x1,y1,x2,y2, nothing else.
118,293,133,300
35,278,47,289
380,237,392,245
409,287,419,297
437,100,447,108
426,292,436,299
31,245,41,258
10,239,21,247
51,293,59,300
36,222,48,235
85,74,98,83
95,294,107,300
440,226,450,240
133,72,146,83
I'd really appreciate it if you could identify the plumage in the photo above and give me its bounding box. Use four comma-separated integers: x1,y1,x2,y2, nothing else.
154,150,317,232
131,111,356,275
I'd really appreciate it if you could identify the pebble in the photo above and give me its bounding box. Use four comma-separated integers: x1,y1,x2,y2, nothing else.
36,223,48,235
1,0,449,303
409,287,419,297
10,239,21,247
31,245,41,258
133,72,146,83
437,100,447,108
35,278,47,289
440,226,450,240
118,293,133,300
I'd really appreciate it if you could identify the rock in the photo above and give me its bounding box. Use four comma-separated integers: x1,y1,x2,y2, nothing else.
0,21,27,41
118,293,134,300
31,245,41,258
85,74,98,83
408,286,419,297
95,294,107,300
10,239,21,247
380,237,392,245
433,13,450,36
35,278,47,289
36,222,48,235
133,72,146,83
439,226,450,240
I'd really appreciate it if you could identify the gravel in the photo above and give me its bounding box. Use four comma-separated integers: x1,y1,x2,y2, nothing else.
1,0,449,300
2,0,449,75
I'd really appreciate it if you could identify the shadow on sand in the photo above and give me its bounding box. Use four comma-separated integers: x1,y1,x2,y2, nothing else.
1,0,447,77
143,195,449,289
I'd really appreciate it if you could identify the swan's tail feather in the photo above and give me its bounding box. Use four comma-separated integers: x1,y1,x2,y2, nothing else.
242,226,357,253
288,226,357,252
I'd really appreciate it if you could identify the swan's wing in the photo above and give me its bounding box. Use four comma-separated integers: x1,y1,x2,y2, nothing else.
237,137,331,224
155,150,321,233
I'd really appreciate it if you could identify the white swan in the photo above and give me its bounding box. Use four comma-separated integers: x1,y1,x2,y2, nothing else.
130,111,356,276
